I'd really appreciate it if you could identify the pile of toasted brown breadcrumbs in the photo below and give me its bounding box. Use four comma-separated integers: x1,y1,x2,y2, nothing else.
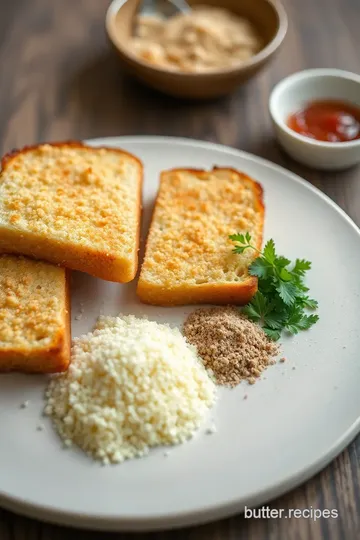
183,306,279,387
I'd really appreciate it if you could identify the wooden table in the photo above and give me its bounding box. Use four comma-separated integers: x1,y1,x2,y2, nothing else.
0,0,359,538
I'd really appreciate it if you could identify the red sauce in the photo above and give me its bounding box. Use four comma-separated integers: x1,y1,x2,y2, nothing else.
287,99,360,143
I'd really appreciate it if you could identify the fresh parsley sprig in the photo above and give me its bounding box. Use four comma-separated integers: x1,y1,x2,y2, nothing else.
229,233,319,341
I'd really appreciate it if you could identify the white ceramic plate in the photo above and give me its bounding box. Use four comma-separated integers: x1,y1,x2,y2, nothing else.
1,137,360,532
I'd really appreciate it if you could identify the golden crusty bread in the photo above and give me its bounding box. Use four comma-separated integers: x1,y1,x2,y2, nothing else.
0,142,143,282
137,167,264,306
0,255,70,373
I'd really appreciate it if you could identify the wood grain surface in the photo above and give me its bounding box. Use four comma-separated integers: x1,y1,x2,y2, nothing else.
0,0,359,538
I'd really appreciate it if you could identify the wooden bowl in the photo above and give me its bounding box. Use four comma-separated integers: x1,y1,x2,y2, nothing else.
106,0,288,99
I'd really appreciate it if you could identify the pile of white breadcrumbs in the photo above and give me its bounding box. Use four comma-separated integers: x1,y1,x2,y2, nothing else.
44,315,216,465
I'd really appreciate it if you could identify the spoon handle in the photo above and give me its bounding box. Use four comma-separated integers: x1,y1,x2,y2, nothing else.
169,0,191,13
137,0,190,18
136,0,157,17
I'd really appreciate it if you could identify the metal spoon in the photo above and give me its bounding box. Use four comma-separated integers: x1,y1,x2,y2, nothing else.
134,0,191,30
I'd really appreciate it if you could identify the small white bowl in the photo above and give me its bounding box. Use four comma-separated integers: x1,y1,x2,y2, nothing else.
269,69,360,170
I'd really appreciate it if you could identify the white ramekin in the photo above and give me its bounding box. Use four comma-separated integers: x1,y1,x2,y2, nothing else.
269,69,360,170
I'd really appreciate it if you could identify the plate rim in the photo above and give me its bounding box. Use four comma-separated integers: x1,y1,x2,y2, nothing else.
1,135,359,531
0,421,358,531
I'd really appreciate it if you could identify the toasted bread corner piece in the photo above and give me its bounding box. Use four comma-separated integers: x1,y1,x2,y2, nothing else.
137,167,264,306
0,255,71,373
0,142,143,283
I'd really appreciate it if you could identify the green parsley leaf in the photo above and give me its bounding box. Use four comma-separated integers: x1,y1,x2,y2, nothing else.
263,327,281,341
276,256,291,268
295,282,310,293
279,267,292,281
251,291,268,316
263,310,287,330
229,233,245,244
229,232,319,340
276,281,298,305
299,296,319,310
286,323,301,335
263,239,276,264
249,258,272,279
285,312,319,334
229,233,255,255
232,245,248,254
242,303,261,322
293,259,312,276
295,313,319,330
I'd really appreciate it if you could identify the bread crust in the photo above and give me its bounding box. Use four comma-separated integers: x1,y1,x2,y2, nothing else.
0,142,143,283
1,141,143,172
137,276,259,307
137,167,264,306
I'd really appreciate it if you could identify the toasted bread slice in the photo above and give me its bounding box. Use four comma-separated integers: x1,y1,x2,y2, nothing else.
0,142,143,282
0,255,70,373
137,167,264,306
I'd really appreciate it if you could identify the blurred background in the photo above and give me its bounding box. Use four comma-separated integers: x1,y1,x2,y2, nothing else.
0,0,358,171
0,1,360,539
